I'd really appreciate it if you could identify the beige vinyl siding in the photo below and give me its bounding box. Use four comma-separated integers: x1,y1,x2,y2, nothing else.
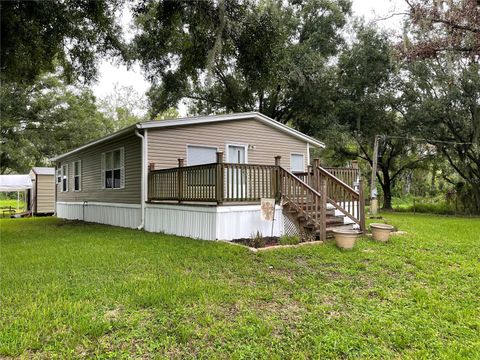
56,134,141,204
148,118,308,171
36,175,55,212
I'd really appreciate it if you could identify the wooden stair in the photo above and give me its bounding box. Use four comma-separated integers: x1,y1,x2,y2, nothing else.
283,201,357,239
279,165,365,240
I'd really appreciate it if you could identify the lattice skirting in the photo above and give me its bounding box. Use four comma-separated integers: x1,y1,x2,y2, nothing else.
282,208,301,237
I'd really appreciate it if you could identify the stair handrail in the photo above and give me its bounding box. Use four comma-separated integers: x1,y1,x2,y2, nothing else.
314,165,365,232
278,166,327,240
316,166,359,196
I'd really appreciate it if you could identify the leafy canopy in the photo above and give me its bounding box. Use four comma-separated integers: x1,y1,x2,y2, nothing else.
133,0,351,121
0,0,127,85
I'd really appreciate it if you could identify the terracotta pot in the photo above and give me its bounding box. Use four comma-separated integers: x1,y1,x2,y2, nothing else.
332,229,362,250
370,223,394,242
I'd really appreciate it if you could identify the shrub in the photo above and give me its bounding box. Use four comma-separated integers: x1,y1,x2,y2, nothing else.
247,231,265,248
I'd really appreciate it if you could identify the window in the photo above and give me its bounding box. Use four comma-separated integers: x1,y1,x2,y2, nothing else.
56,168,61,184
73,160,81,191
291,153,305,173
186,145,217,185
61,164,68,192
187,145,217,166
102,148,124,189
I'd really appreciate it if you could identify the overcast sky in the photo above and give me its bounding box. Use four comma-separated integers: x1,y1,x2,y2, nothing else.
91,0,408,109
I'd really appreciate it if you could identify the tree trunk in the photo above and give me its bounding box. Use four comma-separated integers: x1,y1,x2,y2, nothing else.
381,182,393,210
470,181,480,214
380,168,393,210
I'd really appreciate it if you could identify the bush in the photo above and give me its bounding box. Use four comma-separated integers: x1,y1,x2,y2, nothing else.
247,231,265,248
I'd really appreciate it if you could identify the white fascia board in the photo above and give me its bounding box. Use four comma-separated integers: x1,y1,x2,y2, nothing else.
50,112,324,162
49,125,137,162
138,112,325,148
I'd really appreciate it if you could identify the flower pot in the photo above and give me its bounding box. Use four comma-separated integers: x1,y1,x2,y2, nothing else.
370,223,394,242
332,229,362,250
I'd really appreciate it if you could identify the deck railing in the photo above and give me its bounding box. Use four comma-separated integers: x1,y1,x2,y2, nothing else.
148,156,278,203
147,153,365,234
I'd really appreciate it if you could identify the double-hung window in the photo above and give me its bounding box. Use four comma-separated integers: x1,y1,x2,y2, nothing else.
73,160,81,191
56,168,61,184
61,164,68,192
102,148,124,189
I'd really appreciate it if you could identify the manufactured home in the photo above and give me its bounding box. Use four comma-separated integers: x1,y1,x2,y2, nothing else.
51,112,365,240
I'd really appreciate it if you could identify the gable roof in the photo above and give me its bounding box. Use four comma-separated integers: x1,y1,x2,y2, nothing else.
31,167,55,175
50,112,324,161
138,112,325,148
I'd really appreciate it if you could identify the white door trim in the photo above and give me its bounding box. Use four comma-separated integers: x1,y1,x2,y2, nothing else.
225,143,249,164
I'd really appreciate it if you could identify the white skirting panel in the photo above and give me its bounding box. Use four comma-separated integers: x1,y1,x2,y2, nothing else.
145,203,284,241
145,204,217,240
216,205,284,240
56,202,141,229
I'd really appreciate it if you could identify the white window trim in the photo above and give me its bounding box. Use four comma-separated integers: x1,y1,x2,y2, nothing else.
101,147,125,190
290,152,305,172
56,168,61,184
225,143,249,164
61,163,69,192
73,160,82,192
185,144,219,166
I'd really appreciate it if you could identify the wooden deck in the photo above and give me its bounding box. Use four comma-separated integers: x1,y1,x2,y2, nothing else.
147,153,365,239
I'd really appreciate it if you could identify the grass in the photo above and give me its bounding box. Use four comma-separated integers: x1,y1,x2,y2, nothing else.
1,214,479,359
391,195,461,215
0,199,26,215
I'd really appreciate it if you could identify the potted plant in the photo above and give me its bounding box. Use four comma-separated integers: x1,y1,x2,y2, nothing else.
370,223,395,242
332,229,362,250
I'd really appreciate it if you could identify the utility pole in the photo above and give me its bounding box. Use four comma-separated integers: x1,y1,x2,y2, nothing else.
370,135,380,215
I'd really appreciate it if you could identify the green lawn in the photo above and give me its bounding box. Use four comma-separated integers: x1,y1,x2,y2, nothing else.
1,214,479,359
0,198,26,216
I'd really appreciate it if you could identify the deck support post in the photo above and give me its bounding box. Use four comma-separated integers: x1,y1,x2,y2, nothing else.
312,158,320,192
319,177,327,241
359,179,366,234
216,152,224,204
177,158,184,202
274,156,281,201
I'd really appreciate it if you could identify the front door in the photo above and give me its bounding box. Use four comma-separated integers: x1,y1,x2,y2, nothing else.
227,145,247,199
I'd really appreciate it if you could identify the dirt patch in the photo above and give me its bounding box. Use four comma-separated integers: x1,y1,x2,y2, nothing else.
232,236,280,248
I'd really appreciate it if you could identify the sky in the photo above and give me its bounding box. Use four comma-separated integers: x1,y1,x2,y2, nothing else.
91,0,408,111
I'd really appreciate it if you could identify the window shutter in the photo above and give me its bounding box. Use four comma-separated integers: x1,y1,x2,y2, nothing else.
101,153,105,189
78,160,82,191
120,147,125,189
65,164,69,192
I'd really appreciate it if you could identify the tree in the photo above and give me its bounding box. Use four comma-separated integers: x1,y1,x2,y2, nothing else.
0,74,113,174
0,0,126,85
324,26,431,209
401,58,480,212
133,0,351,120
98,83,148,130
402,0,480,60
398,0,480,213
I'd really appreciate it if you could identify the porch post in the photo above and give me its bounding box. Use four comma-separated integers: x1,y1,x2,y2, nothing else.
313,158,320,192
274,156,281,201
216,152,224,204
351,160,359,190
177,158,184,202
359,179,366,234
319,177,327,241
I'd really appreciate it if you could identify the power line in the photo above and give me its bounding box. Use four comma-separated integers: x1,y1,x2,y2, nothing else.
380,135,474,146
